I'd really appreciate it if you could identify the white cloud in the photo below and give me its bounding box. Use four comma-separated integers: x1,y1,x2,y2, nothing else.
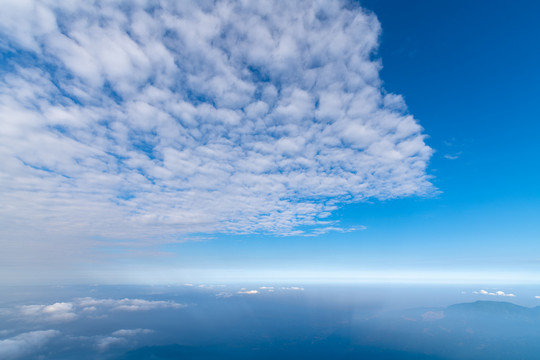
96,328,153,351
421,311,444,321
75,297,185,311
0,0,434,260
281,287,305,291
0,330,59,359
473,289,516,297
111,328,153,337
96,336,126,351
18,302,77,322
444,153,461,160
237,290,259,295
15,298,184,322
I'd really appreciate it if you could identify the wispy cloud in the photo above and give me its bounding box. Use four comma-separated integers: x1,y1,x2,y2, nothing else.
0,0,434,262
443,152,461,160
111,329,153,337
96,336,127,351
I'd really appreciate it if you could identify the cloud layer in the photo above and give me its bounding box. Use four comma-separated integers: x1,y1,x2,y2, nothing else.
0,330,59,360
14,297,185,323
0,0,433,243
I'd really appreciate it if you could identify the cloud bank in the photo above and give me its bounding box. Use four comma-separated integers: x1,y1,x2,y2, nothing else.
0,330,59,359
0,0,433,243
14,297,185,323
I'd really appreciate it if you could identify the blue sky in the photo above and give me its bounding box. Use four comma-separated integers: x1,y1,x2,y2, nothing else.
0,0,539,285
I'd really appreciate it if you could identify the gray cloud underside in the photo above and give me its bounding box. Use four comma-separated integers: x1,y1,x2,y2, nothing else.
0,330,59,360
0,0,433,240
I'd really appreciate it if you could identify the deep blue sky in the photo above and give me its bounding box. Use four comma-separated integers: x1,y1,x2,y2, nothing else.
143,0,540,284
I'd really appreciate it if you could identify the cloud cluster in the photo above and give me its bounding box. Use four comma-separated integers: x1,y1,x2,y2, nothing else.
18,302,77,322
237,289,259,295
0,330,59,359
0,0,433,245
473,290,516,297
77,297,185,311
15,297,185,323
97,328,153,351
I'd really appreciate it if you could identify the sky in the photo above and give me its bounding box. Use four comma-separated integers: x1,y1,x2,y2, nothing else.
0,0,539,285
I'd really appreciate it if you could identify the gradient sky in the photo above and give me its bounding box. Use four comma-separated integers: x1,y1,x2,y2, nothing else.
1,0,539,285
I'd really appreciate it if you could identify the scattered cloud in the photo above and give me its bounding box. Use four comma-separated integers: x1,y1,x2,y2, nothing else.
443,152,461,160
0,330,59,359
215,292,234,298
307,225,367,236
111,328,154,337
421,311,444,321
14,298,185,322
96,328,154,351
0,0,434,256
473,290,515,297
76,297,185,311
96,336,127,351
18,302,77,322
281,287,305,291
238,289,259,295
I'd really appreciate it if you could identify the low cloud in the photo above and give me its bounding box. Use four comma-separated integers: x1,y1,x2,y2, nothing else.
96,336,127,351
421,311,444,321
0,330,59,359
15,298,185,322
237,290,259,295
111,329,154,337
18,302,77,322
76,297,185,311
473,289,516,297
96,328,154,351
281,287,305,291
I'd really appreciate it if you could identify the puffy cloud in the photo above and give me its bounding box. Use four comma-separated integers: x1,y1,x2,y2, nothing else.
473,289,516,297
18,302,77,322
0,0,434,252
237,289,259,295
0,330,59,359
15,298,184,322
